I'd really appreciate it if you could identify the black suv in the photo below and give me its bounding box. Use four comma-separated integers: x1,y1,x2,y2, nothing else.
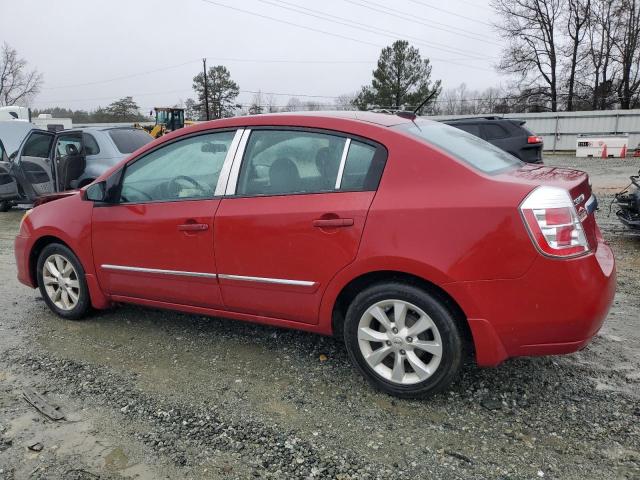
443,117,543,164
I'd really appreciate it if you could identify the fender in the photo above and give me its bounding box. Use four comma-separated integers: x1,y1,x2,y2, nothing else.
318,255,457,333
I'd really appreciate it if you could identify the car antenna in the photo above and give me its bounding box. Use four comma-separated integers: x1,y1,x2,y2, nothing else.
412,90,438,115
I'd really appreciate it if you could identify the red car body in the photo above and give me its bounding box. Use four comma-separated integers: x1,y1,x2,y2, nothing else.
15,112,615,368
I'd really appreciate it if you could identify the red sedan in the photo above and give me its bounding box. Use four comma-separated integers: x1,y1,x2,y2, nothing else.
14,112,615,398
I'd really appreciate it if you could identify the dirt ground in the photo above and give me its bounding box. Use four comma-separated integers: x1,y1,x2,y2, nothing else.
0,155,639,479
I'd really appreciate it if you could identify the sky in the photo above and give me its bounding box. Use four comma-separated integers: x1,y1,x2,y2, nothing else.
1,0,503,113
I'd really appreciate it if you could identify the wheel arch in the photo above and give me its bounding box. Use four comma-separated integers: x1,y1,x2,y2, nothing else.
29,235,73,287
329,270,474,358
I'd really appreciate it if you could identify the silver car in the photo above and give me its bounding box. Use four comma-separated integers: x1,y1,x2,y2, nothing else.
0,123,153,211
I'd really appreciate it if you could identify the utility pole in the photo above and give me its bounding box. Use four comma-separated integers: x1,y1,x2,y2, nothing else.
203,58,210,121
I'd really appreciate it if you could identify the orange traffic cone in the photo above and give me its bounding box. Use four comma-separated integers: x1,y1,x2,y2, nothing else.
601,144,608,158
621,144,627,158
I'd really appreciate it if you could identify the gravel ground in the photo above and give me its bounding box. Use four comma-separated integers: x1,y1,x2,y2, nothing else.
0,155,639,479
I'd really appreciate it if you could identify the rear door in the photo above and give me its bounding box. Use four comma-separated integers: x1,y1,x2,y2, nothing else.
14,130,55,201
52,131,85,191
214,128,387,324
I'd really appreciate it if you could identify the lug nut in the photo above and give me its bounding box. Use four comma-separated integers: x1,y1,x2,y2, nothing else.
400,349,406,355
386,340,391,346
392,327,398,334
406,337,413,343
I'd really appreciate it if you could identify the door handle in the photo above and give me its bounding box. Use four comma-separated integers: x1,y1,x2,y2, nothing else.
312,218,354,228
177,223,209,232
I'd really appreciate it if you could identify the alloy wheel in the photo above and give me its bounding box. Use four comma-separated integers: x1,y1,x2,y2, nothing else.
42,254,81,311
357,299,443,385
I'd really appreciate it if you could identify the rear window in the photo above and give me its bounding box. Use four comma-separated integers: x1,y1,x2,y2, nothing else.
395,121,521,174
108,129,153,154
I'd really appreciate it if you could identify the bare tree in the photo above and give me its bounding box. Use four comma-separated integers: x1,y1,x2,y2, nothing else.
264,94,278,113
0,43,43,106
334,93,357,111
564,0,591,110
248,90,264,115
614,0,640,108
284,97,303,112
492,0,563,111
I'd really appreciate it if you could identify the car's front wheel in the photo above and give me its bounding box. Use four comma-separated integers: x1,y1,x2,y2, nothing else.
36,243,91,320
344,282,463,399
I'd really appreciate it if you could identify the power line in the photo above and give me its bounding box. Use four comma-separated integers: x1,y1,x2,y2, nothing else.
405,0,493,27
200,0,494,72
257,0,494,61
342,0,501,47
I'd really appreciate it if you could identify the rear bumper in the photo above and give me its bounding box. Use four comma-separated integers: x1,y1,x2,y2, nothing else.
446,232,616,366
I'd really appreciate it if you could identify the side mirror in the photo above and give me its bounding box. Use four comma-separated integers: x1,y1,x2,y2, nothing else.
9,151,17,161
85,181,106,202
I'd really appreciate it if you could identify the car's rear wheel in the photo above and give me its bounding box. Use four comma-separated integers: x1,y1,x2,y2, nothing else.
36,243,91,320
344,282,463,398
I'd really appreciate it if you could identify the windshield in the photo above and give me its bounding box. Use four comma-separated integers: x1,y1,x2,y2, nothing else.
108,128,153,154
394,120,522,174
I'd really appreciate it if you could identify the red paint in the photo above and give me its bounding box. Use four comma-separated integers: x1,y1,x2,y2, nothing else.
14,112,616,367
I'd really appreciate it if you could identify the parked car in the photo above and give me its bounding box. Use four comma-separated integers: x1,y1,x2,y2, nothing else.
14,111,615,398
443,116,544,163
0,123,153,211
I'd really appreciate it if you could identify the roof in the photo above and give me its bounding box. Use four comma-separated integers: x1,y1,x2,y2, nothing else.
222,110,415,127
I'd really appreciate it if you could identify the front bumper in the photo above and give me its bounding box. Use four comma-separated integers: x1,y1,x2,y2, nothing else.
15,233,35,287
446,229,616,366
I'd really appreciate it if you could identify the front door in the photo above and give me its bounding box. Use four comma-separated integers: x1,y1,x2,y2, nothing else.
92,129,241,308
215,128,387,323
14,130,55,201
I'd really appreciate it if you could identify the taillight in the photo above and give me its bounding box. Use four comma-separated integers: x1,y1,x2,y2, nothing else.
520,186,590,258
528,135,543,144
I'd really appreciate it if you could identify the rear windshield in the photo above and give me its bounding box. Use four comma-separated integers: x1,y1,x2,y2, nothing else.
108,128,153,154
394,121,522,174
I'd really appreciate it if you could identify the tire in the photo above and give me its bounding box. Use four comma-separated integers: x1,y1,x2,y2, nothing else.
0,200,10,212
36,243,91,320
344,282,463,399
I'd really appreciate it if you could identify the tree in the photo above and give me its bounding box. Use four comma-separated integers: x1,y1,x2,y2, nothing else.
353,40,441,113
192,65,240,119
334,93,357,111
564,0,591,110
184,98,199,120
492,0,563,111
614,0,640,108
0,43,43,106
248,91,264,115
106,96,144,121
283,97,303,112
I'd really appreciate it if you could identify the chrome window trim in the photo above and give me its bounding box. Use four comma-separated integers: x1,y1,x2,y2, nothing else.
334,138,351,190
218,273,316,287
214,128,245,196
101,264,217,279
225,129,252,195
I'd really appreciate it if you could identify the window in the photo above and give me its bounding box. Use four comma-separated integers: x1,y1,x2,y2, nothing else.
236,130,347,196
394,121,521,174
482,124,509,139
340,141,379,191
108,128,153,154
55,135,82,158
22,132,53,158
235,130,386,196
451,123,481,137
83,133,100,155
120,131,235,203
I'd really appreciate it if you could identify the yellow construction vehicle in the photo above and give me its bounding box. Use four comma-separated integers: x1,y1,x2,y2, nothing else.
139,107,186,138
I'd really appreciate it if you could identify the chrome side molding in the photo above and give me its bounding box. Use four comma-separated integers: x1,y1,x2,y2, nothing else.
217,273,316,287
101,264,217,279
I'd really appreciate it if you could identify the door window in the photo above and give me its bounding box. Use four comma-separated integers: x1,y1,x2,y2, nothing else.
83,133,100,155
120,131,235,203
482,124,509,139
236,130,386,196
22,132,54,158
452,123,481,137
